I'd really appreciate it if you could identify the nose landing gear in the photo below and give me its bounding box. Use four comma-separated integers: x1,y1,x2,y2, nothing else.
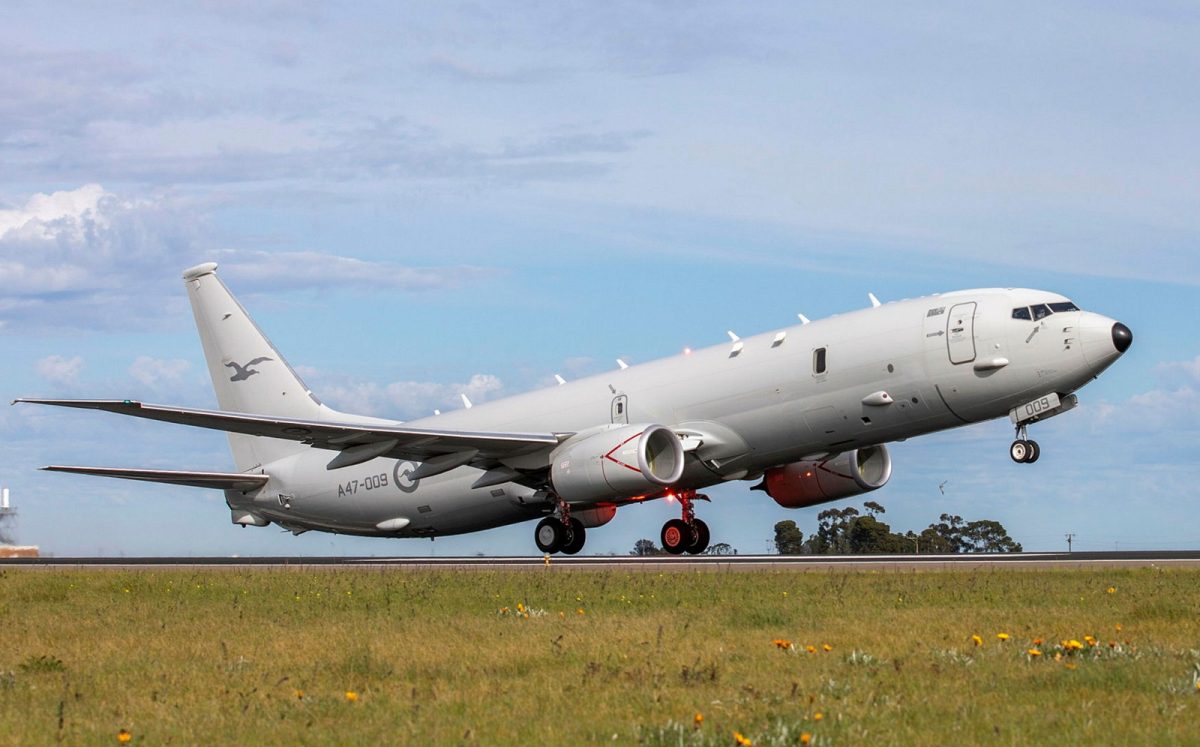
1009,424,1041,464
660,491,711,555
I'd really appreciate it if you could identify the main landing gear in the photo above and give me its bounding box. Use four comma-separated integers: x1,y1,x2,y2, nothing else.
660,491,710,555
1010,424,1041,464
534,498,586,555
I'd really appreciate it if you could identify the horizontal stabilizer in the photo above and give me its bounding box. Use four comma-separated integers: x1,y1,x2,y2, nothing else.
42,465,270,491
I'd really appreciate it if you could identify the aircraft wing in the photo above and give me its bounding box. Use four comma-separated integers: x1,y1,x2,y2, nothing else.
41,465,270,491
16,399,565,464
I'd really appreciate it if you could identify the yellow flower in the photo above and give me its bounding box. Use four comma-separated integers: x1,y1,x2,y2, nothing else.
294,689,305,700
1028,648,1042,657
1064,639,1084,652
345,691,359,702
117,730,132,744
1195,681,1200,692
1084,635,1098,647
1107,586,1116,594
806,645,817,654
813,712,823,721
517,602,525,614
772,638,792,649
694,712,704,728
734,731,753,746
800,733,812,745
996,632,1010,642
1115,623,1123,632
822,644,833,652
971,634,983,647
576,608,585,615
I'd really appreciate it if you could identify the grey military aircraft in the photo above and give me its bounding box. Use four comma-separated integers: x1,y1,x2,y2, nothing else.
18,263,1132,554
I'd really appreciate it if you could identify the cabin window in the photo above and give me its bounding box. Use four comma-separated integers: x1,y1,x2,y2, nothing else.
1012,307,1032,320
813,347,827,375
1031,304,1052,320
1048,301,1079,313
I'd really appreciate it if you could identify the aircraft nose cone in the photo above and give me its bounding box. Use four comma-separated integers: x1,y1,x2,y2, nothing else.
1111,322,1133,353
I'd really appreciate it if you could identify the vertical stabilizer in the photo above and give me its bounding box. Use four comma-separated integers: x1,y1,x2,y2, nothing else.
183,262,330,471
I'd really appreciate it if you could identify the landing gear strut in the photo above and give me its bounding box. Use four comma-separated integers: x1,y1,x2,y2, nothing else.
1009,424,1041,464
534,497,586,555
660,491,710,555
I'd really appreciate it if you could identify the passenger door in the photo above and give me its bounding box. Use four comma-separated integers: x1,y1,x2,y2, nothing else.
946,302,977,365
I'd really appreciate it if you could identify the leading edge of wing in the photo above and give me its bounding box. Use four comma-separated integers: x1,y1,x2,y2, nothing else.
15,398,565,460
42,465,270,491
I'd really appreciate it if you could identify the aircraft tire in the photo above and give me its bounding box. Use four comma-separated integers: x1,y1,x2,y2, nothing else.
534,517,565,553
561,519,586,555
686,519,710,555
661,519,689,555
1026,440,1041,463
1009,440,1030,463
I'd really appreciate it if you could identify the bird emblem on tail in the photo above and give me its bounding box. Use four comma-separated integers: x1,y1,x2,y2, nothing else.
225,357,273,382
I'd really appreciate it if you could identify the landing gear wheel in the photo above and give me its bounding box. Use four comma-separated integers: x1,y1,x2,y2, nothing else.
560,519,586,555
1026,440,1041,463
661,518,690,555
534,517,565,553
686,518,710,555
1010,440,1031,463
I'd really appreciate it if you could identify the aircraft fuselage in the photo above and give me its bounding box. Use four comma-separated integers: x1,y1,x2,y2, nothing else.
239,287,1127,539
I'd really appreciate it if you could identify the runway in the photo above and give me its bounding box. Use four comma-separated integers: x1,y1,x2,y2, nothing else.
4,550,1200,570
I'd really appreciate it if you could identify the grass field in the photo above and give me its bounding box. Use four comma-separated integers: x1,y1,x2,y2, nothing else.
2,566,1198,745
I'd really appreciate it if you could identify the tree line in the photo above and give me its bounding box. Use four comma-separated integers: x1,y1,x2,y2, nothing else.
773,501,1022,555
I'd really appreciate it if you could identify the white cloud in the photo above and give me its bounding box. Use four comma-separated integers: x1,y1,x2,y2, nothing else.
214,249,496,292
309,371,504,419
128,356,191,389
36,355,83,385
1155,355,1200,385
0,184,499,331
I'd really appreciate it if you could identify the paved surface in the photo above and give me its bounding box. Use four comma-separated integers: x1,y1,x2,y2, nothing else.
4,551,1199,571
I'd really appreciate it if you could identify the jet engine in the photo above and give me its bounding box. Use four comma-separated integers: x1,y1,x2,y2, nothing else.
757,445,892,509
550,423,684,503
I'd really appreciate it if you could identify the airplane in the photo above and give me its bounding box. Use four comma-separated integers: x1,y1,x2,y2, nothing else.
16,263,1132,555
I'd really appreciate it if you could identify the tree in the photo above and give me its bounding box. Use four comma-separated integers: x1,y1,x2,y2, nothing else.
773,520,805,555
846,515,905,554
786,502,1023,556
631,538,663,556
961,520,1023,553
703,542,737,556
812,507,859,554
918,513,1021,553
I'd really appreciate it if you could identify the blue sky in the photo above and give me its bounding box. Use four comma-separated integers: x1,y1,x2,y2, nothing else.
2,2,1197,556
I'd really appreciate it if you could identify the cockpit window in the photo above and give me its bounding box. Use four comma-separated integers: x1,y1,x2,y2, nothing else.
1031,304,1052,320
1012,307,1032,320
1048,301,1079,313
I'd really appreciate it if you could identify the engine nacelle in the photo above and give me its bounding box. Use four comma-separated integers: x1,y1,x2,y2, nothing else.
760,445,892,509
550,423,684,504
573,505,617,528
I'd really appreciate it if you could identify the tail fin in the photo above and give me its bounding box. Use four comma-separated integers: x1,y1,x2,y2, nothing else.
183,262,330,471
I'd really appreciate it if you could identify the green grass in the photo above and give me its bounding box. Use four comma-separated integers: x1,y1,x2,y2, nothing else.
1,566,1198,745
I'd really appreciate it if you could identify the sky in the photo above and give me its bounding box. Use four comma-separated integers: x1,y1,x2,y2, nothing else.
2,1,1198,556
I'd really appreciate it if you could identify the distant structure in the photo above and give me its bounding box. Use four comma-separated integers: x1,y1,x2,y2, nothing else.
0,486,40,558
